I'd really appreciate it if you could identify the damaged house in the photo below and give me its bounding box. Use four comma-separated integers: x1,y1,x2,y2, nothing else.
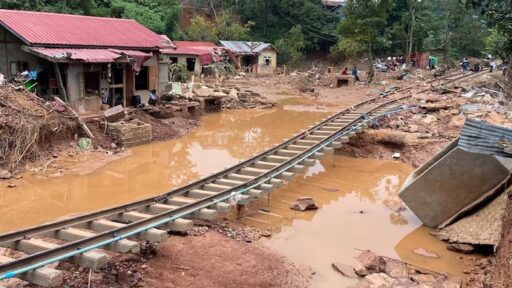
161,41,235,76
0,9,174,113
219,41,277,75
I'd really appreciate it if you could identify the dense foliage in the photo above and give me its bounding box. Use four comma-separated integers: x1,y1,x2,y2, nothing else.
0,0,510,63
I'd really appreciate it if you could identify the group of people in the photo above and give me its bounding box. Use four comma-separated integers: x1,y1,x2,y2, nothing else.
461,55,498,74
340,66,360,82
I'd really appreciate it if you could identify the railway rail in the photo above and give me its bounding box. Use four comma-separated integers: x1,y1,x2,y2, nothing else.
0,69,487,286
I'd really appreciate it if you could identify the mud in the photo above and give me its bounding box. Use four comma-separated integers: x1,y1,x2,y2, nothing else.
0,99,329,233
238,155,469,287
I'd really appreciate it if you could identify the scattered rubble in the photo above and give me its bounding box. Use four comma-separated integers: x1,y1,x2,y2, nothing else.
290,197,319,211
333,250,462,288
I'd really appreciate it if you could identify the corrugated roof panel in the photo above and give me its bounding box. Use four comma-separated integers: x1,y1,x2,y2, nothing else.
219,40,273,54
26,47,151,63
0,9,165,49
459,119,512,157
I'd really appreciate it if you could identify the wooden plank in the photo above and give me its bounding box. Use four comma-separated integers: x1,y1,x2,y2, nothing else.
53,97,95,139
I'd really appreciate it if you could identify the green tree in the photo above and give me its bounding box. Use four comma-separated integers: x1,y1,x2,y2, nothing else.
274,25,306,66
332,0,394,64
186,13,252,41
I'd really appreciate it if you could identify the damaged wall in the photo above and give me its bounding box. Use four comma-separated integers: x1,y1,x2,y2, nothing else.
0,26,48,77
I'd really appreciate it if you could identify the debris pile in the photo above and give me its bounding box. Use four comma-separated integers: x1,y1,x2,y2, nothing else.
0,85,76,172
332,250,462,288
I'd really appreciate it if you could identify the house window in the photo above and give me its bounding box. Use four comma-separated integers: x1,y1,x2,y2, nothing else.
263,56,272,66
186,58,196,72
170,57,178,64
10,61,28,75
135,66,149,90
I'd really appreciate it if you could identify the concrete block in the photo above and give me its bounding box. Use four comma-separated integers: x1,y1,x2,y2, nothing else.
286,145,309,151
339,136,350,143
257,183,274,192
215,178,244,187
193,208,217,221
0,255,63,287
188,189,216,198
289,165,306,173
166,219,194,232
311,152,325,160
240,167,267,176
71,251,108,269
295,139,317,146
300,159,316,166
276,171,294,180
203,183,231,192
269,178,284,187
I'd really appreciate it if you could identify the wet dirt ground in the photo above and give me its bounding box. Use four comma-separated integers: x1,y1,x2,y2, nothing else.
242,155,470,287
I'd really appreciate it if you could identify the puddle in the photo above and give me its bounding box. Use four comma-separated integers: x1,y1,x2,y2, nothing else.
0,99,329,233
243,155,468,287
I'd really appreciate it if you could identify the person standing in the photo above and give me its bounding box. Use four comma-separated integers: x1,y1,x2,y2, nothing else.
462,58,469,74
352,66,360,82
490,58,496,73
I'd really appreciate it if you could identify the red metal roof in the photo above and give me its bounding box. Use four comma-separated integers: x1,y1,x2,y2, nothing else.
161,41,225,65
25,47,152,63
0,9,169,49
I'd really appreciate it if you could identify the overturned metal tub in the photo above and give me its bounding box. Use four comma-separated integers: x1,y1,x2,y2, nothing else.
399,138,512,228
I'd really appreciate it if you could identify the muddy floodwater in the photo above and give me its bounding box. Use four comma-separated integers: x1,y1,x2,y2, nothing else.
245,155,468,287
0,98,330,233
0,96,468,287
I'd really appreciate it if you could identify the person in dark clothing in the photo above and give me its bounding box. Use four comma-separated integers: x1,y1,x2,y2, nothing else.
352,66,360,82
341,67,348,75
148,89,158,106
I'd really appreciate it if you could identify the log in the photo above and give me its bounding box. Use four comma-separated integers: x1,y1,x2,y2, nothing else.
53,97,95,139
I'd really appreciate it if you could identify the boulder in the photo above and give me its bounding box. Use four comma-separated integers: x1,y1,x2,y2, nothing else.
365,273,394,288
332,262,359,279
384,259,408,278
354,250,386,276
446,243,475,254
439,276,462,288
0,170,12,179
391,278,416,288
408,125,419,133
290,197,318,211
411,273,438,284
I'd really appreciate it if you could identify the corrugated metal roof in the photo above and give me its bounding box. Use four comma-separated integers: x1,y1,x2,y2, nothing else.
161,41,225,65
459,119,512,157
0,9,166,49
25,47,151,63
219,41,273,54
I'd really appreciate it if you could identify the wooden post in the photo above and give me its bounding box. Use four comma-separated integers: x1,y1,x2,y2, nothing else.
54,63,68,103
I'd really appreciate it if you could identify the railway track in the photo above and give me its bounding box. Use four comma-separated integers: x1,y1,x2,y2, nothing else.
0,69,488,287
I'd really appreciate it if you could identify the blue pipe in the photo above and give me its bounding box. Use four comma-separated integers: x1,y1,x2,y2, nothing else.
0,104,412,280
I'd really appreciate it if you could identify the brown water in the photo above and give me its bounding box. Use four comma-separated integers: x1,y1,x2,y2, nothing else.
246,156,468,287
0,100,330,233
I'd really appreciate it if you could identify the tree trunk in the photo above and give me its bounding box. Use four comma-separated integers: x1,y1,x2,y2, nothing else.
367,39,375,84
406,8,415,64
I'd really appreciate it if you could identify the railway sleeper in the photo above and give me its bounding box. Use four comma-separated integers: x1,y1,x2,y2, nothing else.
104,213,168,242
0,255,63,287
227,173,254,182
288,165,306,173
239,167,268,176
269,178,284,187
303,135,326,141
165,196,232,214
42,228,139,254
300,158,316,166
264,155,290,163
321,147,334,154
286,144,310,151
276,149,301,157
310,152,325,160
203,183,231,192
252,161,279,170
295,139,317,146
319,126,340,131
11,238,108,269
329,141,342,149
312,131,333,137
276,171,294,180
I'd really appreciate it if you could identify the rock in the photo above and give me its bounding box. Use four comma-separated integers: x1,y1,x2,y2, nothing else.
392,152,401,159
408,125,419,133
110,143,118,149
385,259,408,278
290,197,318,211
439,276,462,288
413,248,439,258
365,273,394,288
422,115,438,124
260,230,272,237
446,243,475,254
354,250,386,276
228,89,238,100
389,120,399,129
411,273,438,284
6,183,16,188
0,170,12,179
332,262,359,279
349,279,371,288
391,278,416,288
